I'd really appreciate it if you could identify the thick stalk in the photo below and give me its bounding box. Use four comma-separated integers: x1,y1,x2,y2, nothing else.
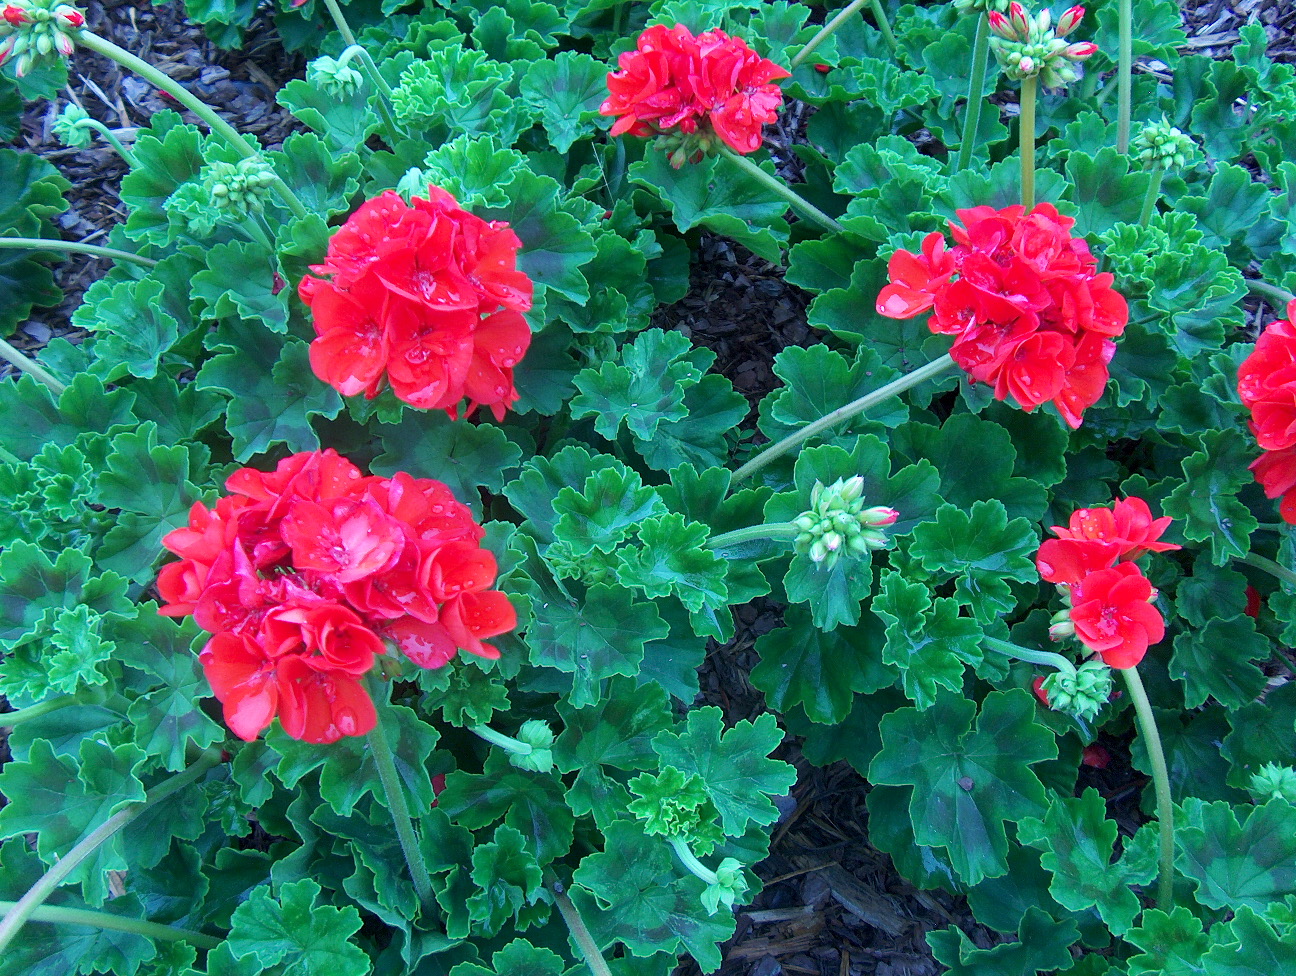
320,0,400,142
0,337,67,395
867,0,898,53
955,15,992,173
1138,169,1165,227
731,353,957,485
669,837,719,885
0,902,219,949
1241,551,1296,589
73,31,307,221
0,237,157,267
544,870,613,976
1116,0,1133,154
718,146,846,235
1122,666,1174,910
0,695,77,726
69,118,140,166
707,523,799,550
791,0,870,68
469,724,533,757
0,748,222,956
1020,75,1038,210
1246,279,1296,309
366,681,435,907
982,636,1077,674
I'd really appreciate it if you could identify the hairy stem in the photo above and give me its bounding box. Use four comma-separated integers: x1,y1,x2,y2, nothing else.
0,695,77,727
982,636,1077,674
1122,666,1174,910
469,724,533,756
791,0,870,68
1117,0,1133,154
0,236,158,267
707,523,800,550
0,337,67,395
73,30,308,220
1246,279,1296,309
955,15,992,173
731,354,958,485
1138,168,1165,227
1241,551,1296,590
718,146,845,235
669,837,720,886
0,902,219,949
544,870,613,976
1020,75,1037,210
366,680,435,907
867,0,898,53
0,748,222,955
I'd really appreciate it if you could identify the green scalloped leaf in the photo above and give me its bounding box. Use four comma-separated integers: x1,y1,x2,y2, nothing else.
872,571,983,710
1175,797,1296,912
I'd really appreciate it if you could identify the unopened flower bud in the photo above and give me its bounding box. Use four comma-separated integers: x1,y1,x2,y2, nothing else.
1040,661,1112,722
809,539,828,563
1250,763,1296,804
1009,1,1030,35
1056,4,1085,36
510,719,555,773
862,505,899,527
2,3,29,25
52,102,92,147
307,53,364,97
987,9,1014,38
1131,119,1198,172
1064,41,1097,60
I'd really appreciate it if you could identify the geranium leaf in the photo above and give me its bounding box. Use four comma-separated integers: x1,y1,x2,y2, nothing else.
570,329,702,440
1163,430,1258,565
118,111,205,244
519,51,610,153
1018,789,1159,935
872,571,983,709
1222,683,1296,790
467,825,545,934
616,514,728,613
907,501,1038,623
226,878,369,976
1065,147,1153,234
372,413,522,514
451,939,565,976
650,707,796,836
192,240,290,334
504,445,623,546
1201,905,1296,976
267,131,362,217
869,690,1056,885
422,134,528,210
927,906,1079,976
436,754,575,864
637,374,748,472
1126,906,1212,976
552,466,667,553
1170,615,1268,709
0,374,135,462
1175,797,1296,912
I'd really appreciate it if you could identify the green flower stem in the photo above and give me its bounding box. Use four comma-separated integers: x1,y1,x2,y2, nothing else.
469,724,533,756
669,837,720,886
0,337,67,395
239,215,273,251
982,636,1077,674
0,747,222,957
867,0,898,53
707,522,799,550
73,30,308,221
366,680,434,907
1020,75,1038,210
955,14,992,174
1246,279,1296,309
718,146,846,235
731,353,958,485
0,695,76,726
544,870,613,976
0,444,20,465
1138,168,1165,227
790,0,870,68
1116,0,1132,154
1121,666,1174,910
74,118,139,167
0,236,158,267
1241,551,1296,590
0,902,220,949
320,0,401,145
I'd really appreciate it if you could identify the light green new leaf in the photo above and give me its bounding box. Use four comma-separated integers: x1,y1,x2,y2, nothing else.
552,466,667,553
869,690,1056,885
71,277,178,380
226,878,370,976
570,329,702,440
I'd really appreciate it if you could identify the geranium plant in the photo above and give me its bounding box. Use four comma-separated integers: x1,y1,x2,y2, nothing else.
1,0,1295,973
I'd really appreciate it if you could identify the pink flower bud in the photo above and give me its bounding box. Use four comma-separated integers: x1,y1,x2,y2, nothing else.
55,31,73,56
1019,55,1036,74
1056,5,1085,37
1009,1,1030,36
54,5,85,27
987,10,1015,39
863,506,900,527
1064,41,1098,61
2,4,28,25
0,35,12,65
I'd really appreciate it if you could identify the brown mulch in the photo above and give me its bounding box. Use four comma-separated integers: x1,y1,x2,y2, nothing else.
3,2,1294,974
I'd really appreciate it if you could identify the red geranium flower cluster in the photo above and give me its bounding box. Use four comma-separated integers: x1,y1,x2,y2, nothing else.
1238,300,1296,524
299,188,534,421
1035,497,1179,669
876,203,1128,428
157,450,516,744
600,23,790,164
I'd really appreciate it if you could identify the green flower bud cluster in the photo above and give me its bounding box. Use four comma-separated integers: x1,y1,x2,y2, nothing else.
655,128,722,169
952,0,1010,14
0,0,83,77
204,158,277,216
988,3,1097,88
628,766,725,853
1249,762,1296,805
508,719,554,773
792,476,898,570
307,54,364,97
51,102,92,148
700,857,747,915
1040,660,1113,722
1131,119,1198,172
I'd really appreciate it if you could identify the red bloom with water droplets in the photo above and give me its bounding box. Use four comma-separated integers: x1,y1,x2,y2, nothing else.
1239,301,1296,523
158,450,516,744
600,23,790,162
300,188,533,421
1069,563,1165,669
877,204,1128,428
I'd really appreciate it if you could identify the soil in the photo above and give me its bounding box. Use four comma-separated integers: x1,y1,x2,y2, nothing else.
4,2,1295,974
